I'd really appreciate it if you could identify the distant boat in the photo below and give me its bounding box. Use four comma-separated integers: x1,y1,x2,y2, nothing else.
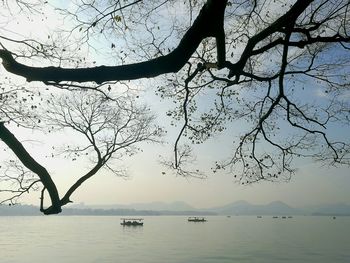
188,217,207,222
282,216,287,219
120,218,144,226
273,216,278,219
332,216,336,220
257,216,262,218
288,216,293,218
227,215,231,218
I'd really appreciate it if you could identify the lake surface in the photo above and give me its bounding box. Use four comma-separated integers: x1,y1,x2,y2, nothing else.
0,216,349,263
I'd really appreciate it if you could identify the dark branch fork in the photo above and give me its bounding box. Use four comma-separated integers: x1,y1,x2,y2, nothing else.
0,0,329,85
0,0,228,84
1,0,348,86
0,122,61,214
0,94,159,214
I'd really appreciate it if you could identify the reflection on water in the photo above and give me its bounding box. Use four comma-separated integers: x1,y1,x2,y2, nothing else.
0,216,349,263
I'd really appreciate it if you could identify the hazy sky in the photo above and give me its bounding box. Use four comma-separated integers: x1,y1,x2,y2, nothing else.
5,105,350,209
0,0,349,209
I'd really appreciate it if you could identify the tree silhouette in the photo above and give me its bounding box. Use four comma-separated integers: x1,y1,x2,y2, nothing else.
0,92,161,214
0,0,349,212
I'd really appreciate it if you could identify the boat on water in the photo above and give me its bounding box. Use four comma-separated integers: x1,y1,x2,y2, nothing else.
120,218,144,226
188,217,207,222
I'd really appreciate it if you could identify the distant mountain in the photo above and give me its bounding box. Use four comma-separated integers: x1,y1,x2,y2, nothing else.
2,201,350,216
205,200,302,215
0,203,214,216
71,201,196,212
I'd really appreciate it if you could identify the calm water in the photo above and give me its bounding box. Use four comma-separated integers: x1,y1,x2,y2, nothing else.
0,216,349,263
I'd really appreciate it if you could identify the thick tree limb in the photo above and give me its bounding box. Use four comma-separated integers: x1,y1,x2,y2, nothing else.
39,162,105,212
0,123,114,214
0,122,61,214
225,0,313,79
0,0,228,84
0,0,316,85
60,161,103,206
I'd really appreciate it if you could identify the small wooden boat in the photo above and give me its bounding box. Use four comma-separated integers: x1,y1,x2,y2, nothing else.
120,218,144,226
188,217,207,222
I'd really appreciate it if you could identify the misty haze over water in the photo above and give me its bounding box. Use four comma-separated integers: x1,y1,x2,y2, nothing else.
2,200,350,216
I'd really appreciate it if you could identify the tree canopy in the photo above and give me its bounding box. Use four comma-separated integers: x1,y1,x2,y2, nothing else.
0,0,349,214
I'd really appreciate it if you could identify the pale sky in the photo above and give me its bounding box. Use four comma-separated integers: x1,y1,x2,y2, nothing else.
4,108,350,209
0,0,349,209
